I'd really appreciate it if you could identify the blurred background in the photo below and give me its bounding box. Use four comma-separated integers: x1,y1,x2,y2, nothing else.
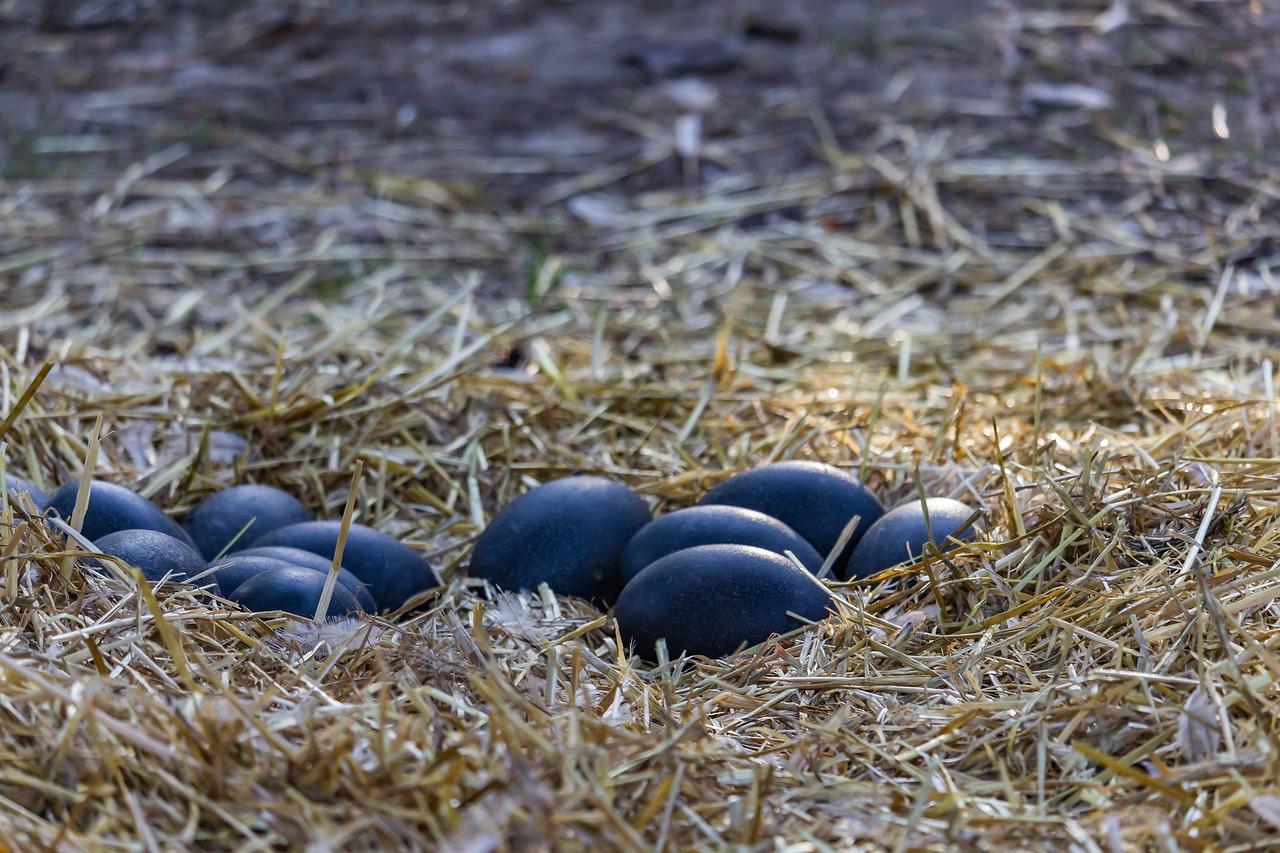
1,0,1276,306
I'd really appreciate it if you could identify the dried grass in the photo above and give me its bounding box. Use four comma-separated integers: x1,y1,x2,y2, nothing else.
3,3,1280,849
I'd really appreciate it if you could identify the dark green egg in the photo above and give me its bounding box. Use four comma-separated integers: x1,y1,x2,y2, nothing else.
468,476,651,604
229,564,361,619
698,461,884,568
614,544,834,660
184,484,314,560
843,497,977,579
234,546,376,612
3,474,49,510
49,480,196,548
210,553,373,612
209,554,297,599
254,521,437,612
94,529,210,588
621,505,822,584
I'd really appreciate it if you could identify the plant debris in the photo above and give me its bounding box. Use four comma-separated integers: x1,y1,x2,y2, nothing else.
1,0,1279,848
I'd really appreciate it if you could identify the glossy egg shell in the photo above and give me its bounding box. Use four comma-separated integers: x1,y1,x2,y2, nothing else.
254,521,438,612
621,505,822,584
94,529,211,588
49,480,196,548
235,546,376,611
185,484,314,560
3,474,49,510
843,497,976,580
614,544,834,660
209,555,298,599
229,564,361,619
698,461,884,568
211,553,373,611
468,476,651,604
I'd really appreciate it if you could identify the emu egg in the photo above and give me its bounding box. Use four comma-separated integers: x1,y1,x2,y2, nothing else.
185,484,314,560
94,529,210,587
468,476,651,603
698,461,884,567
843,497,976,579
3,474,49,510
235,546,376,611
229,564,361,619
49,480,196,548
621,505,822,584
209,554,296,599
211,553,373,611
254,521,437,612
615,544,833,660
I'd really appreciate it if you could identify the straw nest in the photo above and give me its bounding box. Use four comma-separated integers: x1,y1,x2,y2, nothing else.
3,19,1280,851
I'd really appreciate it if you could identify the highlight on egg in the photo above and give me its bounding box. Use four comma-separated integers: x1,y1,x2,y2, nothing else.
49,480,196,549
93,528,211,588
621,504,822,584
235,546,377,612
184,483,314,560
254,521,438,612
843,496,977,580
229,563,362,619
469,476,651,604
614,544,834,661
698,461,884,569
210,552,375,612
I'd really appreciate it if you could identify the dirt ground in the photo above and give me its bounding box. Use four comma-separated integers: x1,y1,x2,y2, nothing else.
2,0,1277,294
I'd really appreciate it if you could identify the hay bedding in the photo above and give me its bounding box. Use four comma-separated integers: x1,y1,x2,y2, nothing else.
4,217,1280,850
2,13,1280,853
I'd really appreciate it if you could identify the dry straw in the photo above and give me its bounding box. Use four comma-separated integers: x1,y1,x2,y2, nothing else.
1,11,1280,849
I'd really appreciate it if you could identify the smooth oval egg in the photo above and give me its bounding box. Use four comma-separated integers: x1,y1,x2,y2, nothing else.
209,554,299,599
469,476,651,604
254,521,438,612
234,546,376,612
184,484,314,560
843,497,977,579
621,505,822,584
94,528,210,588
3,474,49,510
211,553,373,611
614,544,834,660
229,564,361,619
49,480,196,548
698,461,884,568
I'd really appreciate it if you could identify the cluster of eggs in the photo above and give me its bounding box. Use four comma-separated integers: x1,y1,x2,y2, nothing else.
2,476,437,618
469,461,977,659
4,461,977,658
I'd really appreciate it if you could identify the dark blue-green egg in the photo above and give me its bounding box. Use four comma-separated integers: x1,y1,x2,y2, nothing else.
209,554,297,598
3,474,49,510
468,476,651,604
698,461,884,568
229,564,361,619
254,521,438,612
234,546,376,612
615,544,834,660
49,480,196,548
211,553,372,611
621,505,822,584
843,497,977,579
184,484,313,560
93,529,210,587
